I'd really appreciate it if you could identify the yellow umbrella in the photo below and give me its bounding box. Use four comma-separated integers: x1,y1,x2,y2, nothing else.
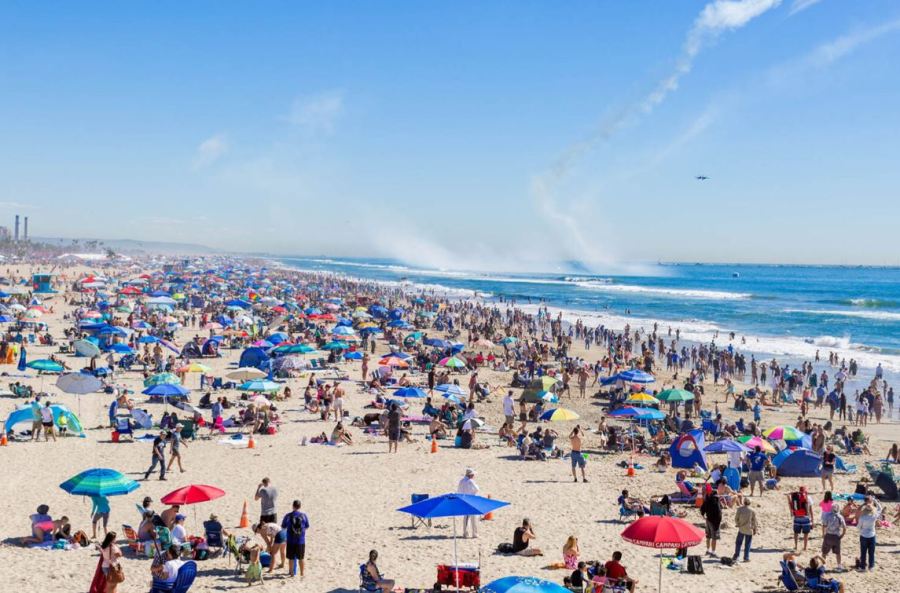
626,392,661,406
177,363,211,373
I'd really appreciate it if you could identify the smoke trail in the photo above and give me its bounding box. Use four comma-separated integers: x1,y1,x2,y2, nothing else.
534,0,783,265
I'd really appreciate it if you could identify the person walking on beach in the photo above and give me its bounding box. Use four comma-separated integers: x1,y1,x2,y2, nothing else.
502,391,515,427
255,478,278,524
457,468,479,538
569,425,587,483
821,445,837,491
91,494,110,540
747,446,766,496
701,490,722,557
166,425,186,473
732,499,758,562
144,431,167,481
856,497,881,571
281,499,309,577
822,502,846,571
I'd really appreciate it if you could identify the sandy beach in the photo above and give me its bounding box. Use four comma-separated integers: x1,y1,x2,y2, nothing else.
0,259,897,593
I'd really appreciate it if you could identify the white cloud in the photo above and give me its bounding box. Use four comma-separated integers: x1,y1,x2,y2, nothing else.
807,18,900,67
193,133,229,169
789,0,823,16
287,90,344,133
0,201,39,210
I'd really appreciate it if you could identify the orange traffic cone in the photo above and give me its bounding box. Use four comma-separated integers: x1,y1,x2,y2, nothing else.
430,438,438,454
248,435,255,449
483,495,494,521
239,500,250,528
0,433,7,446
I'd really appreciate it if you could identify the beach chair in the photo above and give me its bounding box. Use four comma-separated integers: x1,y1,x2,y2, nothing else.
618,504,639,522
358,563,380,592
779,561,800,591
409,494,432,529
150,560,197,593
121,524,144,555
115,417,134,441
203,521,224,556
225,535,248,574
649,502,668,516
671,481,697,504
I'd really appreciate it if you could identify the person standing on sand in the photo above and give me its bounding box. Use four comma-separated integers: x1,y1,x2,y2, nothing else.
361,353,369,382
387,403,401,453
255,478,278,524
281,499,309,577
457,468,479,538
569,425,587,483
732,499,758,562
144,431,167,481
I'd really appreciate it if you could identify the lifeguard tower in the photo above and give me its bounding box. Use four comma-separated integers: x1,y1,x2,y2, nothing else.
32,273,57,294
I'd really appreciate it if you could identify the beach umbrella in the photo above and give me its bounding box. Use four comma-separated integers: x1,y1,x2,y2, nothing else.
539,407,580,422
272,343,316,355
249,395,272,407
60,468,139,497
26,359,64,373
473,339,496,349
398,493,509,590
394,387,428,399
621,515,704,592
56,373,103,394
528,376,561,392
626,392,661,406
142,383,190,397
227,367,268,381
656,388,694,402
616,369,655,384
137,335,160,344
424,338,452,349
73,339,103,357
161,484,226,525
435,384,467,397
736,435,777,454
177,363,211,374
321,341,349,350
380,356,410,369
438,356,467,369
343,351,364,360
499,336,518,345
144,373,181,387
331,325,355,336
108,343,135,354
481,576,570,593
239,380,280,393
763,426,805,441
704,439,750,454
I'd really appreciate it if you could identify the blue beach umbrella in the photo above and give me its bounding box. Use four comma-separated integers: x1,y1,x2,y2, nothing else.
704,439,750,454
343,351,364,360
481,576,570,593
142,383,190,397
394,387,428,398
616,369,656,383
398,492,509,588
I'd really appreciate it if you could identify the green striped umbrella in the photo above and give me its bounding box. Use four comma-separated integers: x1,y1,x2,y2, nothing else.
60,468,140,497
143,372,182,387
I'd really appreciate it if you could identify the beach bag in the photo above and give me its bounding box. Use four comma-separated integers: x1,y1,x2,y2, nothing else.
496,542,515,555
108,563,125,584
686,555,705,574
72,530,89,547
720,557,734,566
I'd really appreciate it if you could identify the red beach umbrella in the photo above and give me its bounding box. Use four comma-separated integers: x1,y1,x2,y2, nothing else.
620,516,704,592
161,484,225,505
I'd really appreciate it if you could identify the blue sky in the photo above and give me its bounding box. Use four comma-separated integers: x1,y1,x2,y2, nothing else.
1,1,899,269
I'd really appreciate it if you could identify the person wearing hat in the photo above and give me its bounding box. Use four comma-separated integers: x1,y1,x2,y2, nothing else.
457,468,479,538
171,514,188,546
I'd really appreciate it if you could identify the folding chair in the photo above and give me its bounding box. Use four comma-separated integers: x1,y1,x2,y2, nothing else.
115,417,134,441
410,494,432,529
120,524,143,555
618,505,639,522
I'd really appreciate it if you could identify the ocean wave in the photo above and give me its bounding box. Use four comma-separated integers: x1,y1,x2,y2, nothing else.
786,309,900,322
570,281,751,300
846,298,899,308
298,258,412,273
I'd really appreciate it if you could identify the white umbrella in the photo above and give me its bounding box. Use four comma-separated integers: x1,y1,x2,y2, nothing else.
56,373,102,394
227,367,267,381
74,340,102,357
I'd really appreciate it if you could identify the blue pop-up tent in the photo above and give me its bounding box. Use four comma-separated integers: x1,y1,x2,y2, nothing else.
773,448,821,477
239,347,270,370
670,429,708,470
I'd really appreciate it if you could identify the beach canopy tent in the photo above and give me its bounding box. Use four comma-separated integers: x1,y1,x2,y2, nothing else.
239,347,270,370
874,472,899,500
669,430,708,471
773,448,822,477
4,403,83,435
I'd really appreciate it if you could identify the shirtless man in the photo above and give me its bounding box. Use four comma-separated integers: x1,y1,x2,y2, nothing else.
569,425,588,483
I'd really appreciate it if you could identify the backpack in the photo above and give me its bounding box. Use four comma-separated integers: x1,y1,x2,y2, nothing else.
72,530,89,547
289,512,306,536
496,542,515,555
686,555,705,574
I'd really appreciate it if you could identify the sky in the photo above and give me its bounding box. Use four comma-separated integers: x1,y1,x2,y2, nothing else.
1,0,899,270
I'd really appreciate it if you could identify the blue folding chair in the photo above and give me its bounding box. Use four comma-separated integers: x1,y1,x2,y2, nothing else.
150,560,197,593
410,494,431,529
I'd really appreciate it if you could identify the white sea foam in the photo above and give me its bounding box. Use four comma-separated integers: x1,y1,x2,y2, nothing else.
570,280,751,300
786,308,900,322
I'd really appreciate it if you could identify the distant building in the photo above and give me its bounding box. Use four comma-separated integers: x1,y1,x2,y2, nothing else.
23,216,28,241
14,215,19,241
0,226,8,241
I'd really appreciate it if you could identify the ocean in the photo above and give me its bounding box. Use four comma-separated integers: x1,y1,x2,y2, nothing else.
278,257,900,380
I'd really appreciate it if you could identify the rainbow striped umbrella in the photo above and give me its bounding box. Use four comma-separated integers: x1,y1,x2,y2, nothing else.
438,356,467,368
763,426,805,441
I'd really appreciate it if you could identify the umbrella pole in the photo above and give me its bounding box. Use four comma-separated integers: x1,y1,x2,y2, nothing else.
453,516,459,592
659,553,663,593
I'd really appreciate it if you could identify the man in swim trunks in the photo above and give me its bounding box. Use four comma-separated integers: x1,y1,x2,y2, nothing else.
569,425,587,483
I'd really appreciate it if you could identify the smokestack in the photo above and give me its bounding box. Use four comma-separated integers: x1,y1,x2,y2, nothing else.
14,215,19,241
23,216,28,241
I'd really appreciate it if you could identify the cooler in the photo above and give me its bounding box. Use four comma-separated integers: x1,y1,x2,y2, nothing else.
436,563,480,589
